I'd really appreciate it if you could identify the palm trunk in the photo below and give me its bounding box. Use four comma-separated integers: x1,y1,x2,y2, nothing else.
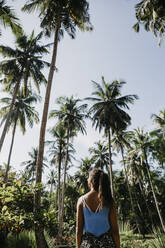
55,186,58,209
0,72,23,153
23,66,29,96
58,133,69,239
49,180,53,203
131,172,142,234
131,161,155,232
4,119,17,183
120,145,140,231
144,151,165,232
107,129,114,197
34,23,60,248
137,171,154,230
58,145,62,218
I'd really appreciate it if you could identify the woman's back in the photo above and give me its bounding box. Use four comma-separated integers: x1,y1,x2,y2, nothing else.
76,168,120,248
81,192,110,237
82,191,101,212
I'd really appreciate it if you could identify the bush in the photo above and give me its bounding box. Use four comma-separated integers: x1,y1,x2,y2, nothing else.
3,231,36,248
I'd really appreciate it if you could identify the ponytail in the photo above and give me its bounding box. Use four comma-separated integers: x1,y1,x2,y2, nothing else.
89,168,113,207
98,171,104,206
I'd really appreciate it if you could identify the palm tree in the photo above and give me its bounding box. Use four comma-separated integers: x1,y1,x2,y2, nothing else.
21,147,48,183
0,31,50,153
49,96,87,238
0,0,21,35
86,77,138,196
131,128,165,232
150,132,165,172
47,123,67,219
112,130,142,231
74,157,93,193
22,1,92,245
0,89,40,182
133,0,165,44
47,169,57,202
151,110,165,137
89,140,109,172
150,110,165,172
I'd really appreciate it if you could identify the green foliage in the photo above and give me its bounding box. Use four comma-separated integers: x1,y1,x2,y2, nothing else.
0,0,22,36
0,181,58,235
22,0,92,38
120,232,165,248
3,231,37,248
0,181,34,233
134,0,165,44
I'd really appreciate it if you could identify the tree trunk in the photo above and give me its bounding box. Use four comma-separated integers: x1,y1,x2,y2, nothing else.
4,120,17,182
120,145,134,210
107,129,114,197
136,163,155,231
34,23,60,248
23,62,30,96
0,73,22,153
58,133,69,239
130,173,143,234
49,180,53,203
57,145,62,218
120,145,141,232
144,151,165,233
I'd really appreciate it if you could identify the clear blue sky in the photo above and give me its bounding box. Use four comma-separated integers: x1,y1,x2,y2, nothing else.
0,0,165,176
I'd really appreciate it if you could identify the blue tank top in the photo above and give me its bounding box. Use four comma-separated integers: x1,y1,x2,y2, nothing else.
82,196,110,237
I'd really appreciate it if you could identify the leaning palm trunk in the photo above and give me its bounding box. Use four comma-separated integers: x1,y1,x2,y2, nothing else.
34,23,60,248
58,134,69,239
0,73,23,152
4,119,17,182
137,171,154,231
120,145,141,232
144,152,165,233
107,129,114,197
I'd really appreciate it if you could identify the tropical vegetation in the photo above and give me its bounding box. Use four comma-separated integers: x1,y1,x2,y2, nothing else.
0,1,164,248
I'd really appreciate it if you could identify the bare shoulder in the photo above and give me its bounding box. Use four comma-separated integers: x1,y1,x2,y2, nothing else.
77,193,88,208
77,195,83,208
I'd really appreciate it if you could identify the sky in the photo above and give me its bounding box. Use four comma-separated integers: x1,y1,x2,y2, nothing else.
0,0,165,178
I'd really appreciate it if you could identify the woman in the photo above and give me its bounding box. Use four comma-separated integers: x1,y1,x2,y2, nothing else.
76,168,120,248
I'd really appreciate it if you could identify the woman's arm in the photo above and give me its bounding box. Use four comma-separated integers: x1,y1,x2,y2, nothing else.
76,198,84,248
109,201,120,248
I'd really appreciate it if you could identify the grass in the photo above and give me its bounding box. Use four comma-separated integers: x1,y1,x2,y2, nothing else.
120,231,165,248
1,227,164,248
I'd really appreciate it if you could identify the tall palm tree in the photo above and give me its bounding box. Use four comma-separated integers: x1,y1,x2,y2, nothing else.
47,124,67,219
21,147,48,183
0,89,40,182
0,0,21,35
89,140,109,172
112,130,142,231
86,77,138,196
49,95,87,238
131,128,165,232
0,31,50,153
22,2,92,245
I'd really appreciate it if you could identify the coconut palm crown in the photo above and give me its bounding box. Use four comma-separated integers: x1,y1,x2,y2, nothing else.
22,0,92,38
86,77,138,134
0,0,22,35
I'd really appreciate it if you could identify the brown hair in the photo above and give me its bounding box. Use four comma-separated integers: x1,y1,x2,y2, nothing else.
89,168,113,207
